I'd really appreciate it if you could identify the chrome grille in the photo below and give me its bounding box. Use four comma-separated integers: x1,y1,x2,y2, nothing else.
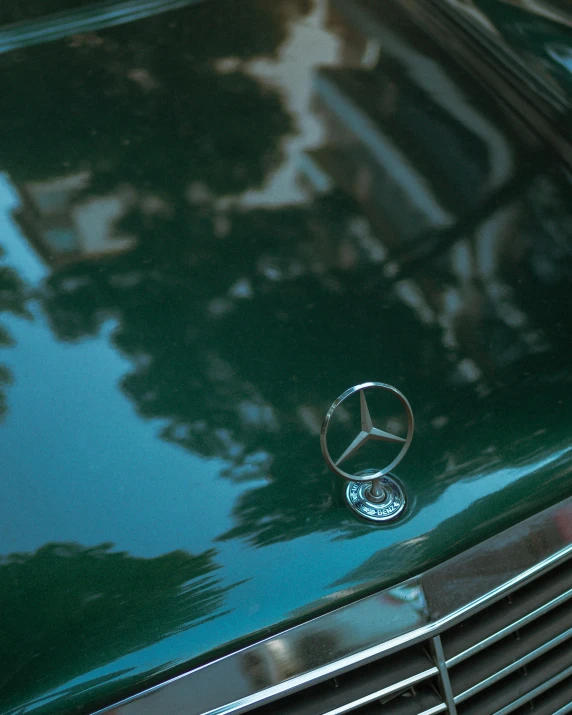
445,557,572,715
251,555,572,715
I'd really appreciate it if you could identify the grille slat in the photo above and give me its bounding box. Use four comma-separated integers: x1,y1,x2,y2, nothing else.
438,554,572,715
456,625,572,703
512,673,572,715
443,559,572,664
447,586,572,667
355,678,445,714
254,644,438,715
450,600,572,700
441,560,572,715
492,663,572,715
419,707,447,715
457,642,572,715
321,668,437,715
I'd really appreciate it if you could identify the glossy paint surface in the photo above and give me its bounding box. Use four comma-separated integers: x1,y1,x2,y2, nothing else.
0,1,571,714
418,0,572,114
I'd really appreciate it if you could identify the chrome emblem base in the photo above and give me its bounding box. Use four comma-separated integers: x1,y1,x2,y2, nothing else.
346,473,406,523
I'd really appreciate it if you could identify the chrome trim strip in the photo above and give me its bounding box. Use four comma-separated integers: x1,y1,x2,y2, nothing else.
455,626,572,704
93,496,572,715
492,663,572,715
430,635,457,715
447,586,572,666
322,667,437,715
0,0,207,54
554,704,572,715
420,706,447,715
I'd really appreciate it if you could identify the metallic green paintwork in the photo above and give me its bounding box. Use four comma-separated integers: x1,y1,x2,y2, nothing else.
0,1,571,713
419,0,572,114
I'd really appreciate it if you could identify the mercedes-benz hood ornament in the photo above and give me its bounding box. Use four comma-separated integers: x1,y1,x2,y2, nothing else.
321,382,414,523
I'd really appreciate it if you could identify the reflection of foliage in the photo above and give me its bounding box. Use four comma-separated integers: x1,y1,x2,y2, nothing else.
0,0,310,195
0,542,235,709
0,247,31,420
505,174,572,353
41,197,387,443
41,192,471,546
39,174,572,548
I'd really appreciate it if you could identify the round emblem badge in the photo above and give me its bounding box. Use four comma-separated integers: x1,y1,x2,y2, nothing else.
320,382,414,523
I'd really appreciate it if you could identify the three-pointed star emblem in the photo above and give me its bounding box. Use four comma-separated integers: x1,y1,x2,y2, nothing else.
321,382,413,522
336,390,406,467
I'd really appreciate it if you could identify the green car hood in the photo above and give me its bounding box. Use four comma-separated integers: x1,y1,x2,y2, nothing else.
0,1,571,714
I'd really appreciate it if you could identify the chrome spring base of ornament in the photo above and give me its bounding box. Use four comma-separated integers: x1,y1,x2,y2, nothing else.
346,472,406,523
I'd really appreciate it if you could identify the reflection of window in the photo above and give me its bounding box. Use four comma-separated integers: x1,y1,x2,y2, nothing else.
43,228,79,255
14,173,135,267
35,191,72,214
